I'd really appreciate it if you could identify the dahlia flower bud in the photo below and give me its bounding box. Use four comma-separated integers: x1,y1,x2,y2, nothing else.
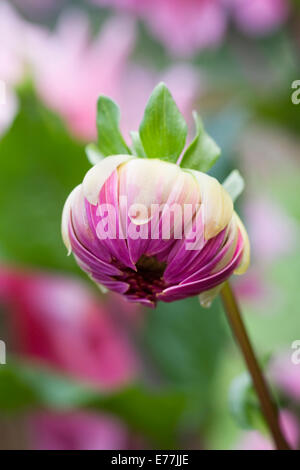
62,84,250,307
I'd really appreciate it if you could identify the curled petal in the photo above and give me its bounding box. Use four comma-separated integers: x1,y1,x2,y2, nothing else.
189,169,233,240
61,184,82,254
82,154,133,205
199,283,224,308
234,212,250,275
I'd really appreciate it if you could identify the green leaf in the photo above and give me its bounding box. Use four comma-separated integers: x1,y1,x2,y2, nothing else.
85,143,104,165
0,360,186,448
228,372,266,432
130,131,146,158
97,96,131,156
181,111,221,172
139,82,187,163
0,89,88,273
223,170,245,202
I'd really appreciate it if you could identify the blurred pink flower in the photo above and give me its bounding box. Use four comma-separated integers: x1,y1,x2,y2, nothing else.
227,0,289,36
29,412,131,450
93,0,227,57
31,10,200,140
244,197,299,263
0,267,141,449
233,196,298,305
270,352,300,402
237,348,300,450
0,1,28,85
238,410,299,450
0,2,45,136
93,0,290,55
0,268,138,387
0,1,25,135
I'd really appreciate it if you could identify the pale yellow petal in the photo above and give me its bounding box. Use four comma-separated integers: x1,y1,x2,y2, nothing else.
199,284,224,308
61,184,82,254
118,159,199,225
188,170,233,240
82,154,133,205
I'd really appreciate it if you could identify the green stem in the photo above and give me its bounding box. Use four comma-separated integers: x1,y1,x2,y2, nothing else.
220,281,290,450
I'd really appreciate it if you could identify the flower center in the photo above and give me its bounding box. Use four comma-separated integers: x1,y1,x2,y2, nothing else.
118,255,167,303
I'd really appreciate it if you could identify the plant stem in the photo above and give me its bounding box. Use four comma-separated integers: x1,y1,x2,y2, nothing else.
220,281,290,450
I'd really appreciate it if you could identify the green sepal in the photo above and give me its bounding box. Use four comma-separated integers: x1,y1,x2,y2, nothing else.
181,111,221,172
139,82,187,163
97,96,131,157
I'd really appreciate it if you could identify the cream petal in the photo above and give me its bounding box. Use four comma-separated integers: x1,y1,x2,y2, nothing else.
61,184,82,254
198,284,224,308
82,154,133,205
234,212,250,275
188,170,233,240
118,159,198,225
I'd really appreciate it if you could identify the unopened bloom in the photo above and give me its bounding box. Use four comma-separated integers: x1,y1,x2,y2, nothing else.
62,156,250,307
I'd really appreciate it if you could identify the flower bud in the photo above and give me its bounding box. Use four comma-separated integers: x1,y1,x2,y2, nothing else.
62,156,250,307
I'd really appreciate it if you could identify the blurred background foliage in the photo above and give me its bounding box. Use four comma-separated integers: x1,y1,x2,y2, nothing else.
0,0,299,450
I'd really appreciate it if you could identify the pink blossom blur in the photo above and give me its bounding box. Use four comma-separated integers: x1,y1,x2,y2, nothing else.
93,0,227,57
29,412,131,450
244,197,298,263
0,267,137,387
270,352,300,402
238,410,299,450
30,11,200,140
228,0,289,36
92,0,289,55
0,267,141,449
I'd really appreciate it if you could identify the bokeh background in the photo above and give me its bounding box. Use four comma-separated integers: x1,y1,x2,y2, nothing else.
0,0,300,450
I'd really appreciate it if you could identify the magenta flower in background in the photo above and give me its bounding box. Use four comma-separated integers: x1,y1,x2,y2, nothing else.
237,349,300,450
227,0,289,36
244,197,298,263
0,1,28,86
238,410,299,450
233,196,299,304
0,1,27,135
30,11,200,140
62,157,250,307
270,352,300,402
30,12,136,140
92,0,227,57
0,268,137,387
92,0,290,56
29,412,131,451
0,267,140,450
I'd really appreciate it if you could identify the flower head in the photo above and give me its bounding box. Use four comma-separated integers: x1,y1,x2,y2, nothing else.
62,84,250,307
